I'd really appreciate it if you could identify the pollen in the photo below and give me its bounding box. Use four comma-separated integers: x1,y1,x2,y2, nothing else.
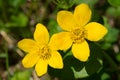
70,28,87,43
38,45,51,60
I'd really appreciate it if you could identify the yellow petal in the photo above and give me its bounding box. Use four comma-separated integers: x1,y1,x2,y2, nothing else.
49,32,73,50
48,51,63,69
72,41,90,62
57,11,76,31
85,22,108,41
74,3,91,27
35,59,48,76
34,23,49,44
22,52,39,68
18,39,37,52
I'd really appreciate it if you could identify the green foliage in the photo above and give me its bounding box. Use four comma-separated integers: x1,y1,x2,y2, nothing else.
116,53,120,62
10,69,32,80
91,10,104,24
48,43,103,79
53,0,76,9
5,13,28,27
85,59,102,75
108,0,120,7
101,73,110,80
75,0,98,8
47,19,62,36
72,42,103,79
0,0,120,80
8,0,26,7
0,53,6,58
0,0,2,8
72,67,89,78
106,7,120,17
101,17,119,49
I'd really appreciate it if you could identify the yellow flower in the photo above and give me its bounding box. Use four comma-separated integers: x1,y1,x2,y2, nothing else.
18,23,63,76
49,3,108,62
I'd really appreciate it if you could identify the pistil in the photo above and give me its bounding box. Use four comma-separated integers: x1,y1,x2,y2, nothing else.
38,45,51,60
71,28,87,44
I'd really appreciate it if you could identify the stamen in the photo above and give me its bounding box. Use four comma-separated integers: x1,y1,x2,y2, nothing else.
38,45,51,60
71,28,87,43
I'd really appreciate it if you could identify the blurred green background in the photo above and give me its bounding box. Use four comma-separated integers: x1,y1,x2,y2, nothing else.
0,0,120,80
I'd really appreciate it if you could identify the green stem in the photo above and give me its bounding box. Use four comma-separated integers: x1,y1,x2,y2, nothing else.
5,49,10,79
63,48,71,59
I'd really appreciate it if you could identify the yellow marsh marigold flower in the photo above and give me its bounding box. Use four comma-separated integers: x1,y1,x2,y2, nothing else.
18,23,63,76
49,3,108,62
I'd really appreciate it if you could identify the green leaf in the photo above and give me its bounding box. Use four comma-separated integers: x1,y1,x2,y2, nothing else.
47,19,62,36
85,59,102,75
10,69,32,80
8,0,26,7
75,0,98,8
116,53,120,62
101,73,110,80
101,42,112,50
82,73,101,80
72,67,89,78
89,42,104,60
54,0,76,9
48,56,84,80
0,0,2,8
103,17,119,43
108,0,120,7
100,17,119,49
5,13,28,27
106,7,120,17
81,42,103,75
8,27,32,38
48,67,75,80
63,55,87,79
71,50,102,79
0,53,6,58
65,55,85,71
91,10,104,24
49,43,103,79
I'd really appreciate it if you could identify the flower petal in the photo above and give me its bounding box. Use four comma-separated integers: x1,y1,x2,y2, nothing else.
74,3,91,27
49,32,73,50
35,59,48,76
57,11,76,31
72,41,90,62
18,39,37,52
85,22,108,41
34,23,49,44
48,51,63,69
22,52,39,68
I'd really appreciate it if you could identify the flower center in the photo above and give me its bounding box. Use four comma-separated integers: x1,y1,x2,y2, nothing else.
70,28,87,43
38,45,51,60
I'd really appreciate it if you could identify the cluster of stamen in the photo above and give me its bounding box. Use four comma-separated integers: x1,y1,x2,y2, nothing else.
71,28,87,43
38,45,51,60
